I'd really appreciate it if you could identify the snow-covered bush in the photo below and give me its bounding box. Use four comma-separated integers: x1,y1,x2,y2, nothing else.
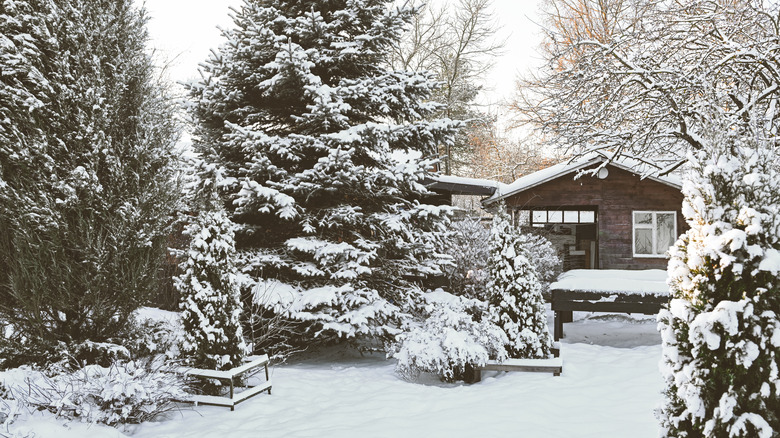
487,204,554,359
175,208,246,371
125,318,183,362
517,232,562,295
444,217,491,299
658,131,780,437
393,293,507,382
12,360,187,427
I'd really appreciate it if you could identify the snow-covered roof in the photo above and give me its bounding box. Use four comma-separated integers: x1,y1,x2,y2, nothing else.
425,174,500,196
484,152,682,205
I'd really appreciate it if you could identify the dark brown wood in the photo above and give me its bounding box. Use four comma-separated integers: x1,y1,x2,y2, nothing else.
504,165,685,270
551,288,668,340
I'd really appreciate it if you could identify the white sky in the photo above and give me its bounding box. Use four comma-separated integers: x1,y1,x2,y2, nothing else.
142,0,544,119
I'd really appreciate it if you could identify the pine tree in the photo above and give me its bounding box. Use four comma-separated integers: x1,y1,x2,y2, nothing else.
188,0,459,345
0,0,180,364
176,206,246,371
658,128,780,437
486,203,553,359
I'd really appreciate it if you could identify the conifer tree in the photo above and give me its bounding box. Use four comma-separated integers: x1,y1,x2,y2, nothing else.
658,128,780,437
176,205,246,371
0,0,180,364
188,0,459,345
486,203,553,359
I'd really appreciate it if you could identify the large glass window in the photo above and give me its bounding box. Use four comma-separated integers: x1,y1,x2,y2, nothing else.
633,211,676,257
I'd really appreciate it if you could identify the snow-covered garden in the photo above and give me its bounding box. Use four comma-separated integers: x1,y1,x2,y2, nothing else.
2,0,779,437
2,309,664,438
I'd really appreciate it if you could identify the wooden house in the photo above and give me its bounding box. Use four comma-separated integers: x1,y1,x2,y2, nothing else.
483,153,685,271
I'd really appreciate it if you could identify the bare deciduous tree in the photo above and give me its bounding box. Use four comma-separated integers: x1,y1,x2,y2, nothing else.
513,0,780,175
390,0,505,175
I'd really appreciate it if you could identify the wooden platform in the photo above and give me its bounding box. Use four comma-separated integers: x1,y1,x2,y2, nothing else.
550,269,670,341
176,354,272,411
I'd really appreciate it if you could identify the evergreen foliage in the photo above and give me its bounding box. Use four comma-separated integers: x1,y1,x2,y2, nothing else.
188,0,459,346
176,207,246,371
486,203,553,359
0,0,180,364
658,128,780,437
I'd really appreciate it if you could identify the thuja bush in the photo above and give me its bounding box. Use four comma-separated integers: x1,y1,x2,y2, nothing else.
658,130,780,437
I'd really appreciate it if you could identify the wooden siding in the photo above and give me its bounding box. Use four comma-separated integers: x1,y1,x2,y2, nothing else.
504,165,685,270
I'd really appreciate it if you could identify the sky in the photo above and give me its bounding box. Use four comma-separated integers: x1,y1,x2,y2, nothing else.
142,0,545,118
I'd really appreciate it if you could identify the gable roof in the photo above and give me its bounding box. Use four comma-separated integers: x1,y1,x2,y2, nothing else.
484,152,682,205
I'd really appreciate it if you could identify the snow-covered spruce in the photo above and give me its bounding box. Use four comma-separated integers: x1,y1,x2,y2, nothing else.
393,291,507,382
487,203,554,359
188,0,459,347
516,232,561,294
658,130,780,437
175,209,246,371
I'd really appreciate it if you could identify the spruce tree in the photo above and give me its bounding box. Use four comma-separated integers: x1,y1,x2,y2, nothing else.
188,0,458,345
658,129,780,437
486,203,553,359
0,0,180,364
176,206,246,371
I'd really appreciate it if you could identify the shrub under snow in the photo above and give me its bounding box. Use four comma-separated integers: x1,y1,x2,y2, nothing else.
9,360,187,427
658,131,780,437
487,204,554,359
393,294,507,382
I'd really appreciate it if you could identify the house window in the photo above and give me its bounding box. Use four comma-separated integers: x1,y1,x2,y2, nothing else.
526,209,597,226
633,211,676,257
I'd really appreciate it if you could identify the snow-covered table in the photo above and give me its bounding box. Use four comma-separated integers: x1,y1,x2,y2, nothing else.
549,269,670,340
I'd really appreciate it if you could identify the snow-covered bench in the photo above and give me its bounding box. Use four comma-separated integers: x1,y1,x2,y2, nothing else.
550,269,670,340
473,343,562,382
176,354,272,411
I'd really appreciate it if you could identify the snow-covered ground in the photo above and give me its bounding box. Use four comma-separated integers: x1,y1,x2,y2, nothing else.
3,310,664,438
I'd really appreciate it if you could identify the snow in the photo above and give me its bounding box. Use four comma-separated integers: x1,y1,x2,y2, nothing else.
550,269,670,296
3,309,665,437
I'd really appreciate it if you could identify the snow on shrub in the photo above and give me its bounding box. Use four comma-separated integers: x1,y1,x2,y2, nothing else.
487,203,554,359
175,208,246,371
9,360,187,427
658,131,780,437
444,217,491,299
392,292,507,382
516,232,562,293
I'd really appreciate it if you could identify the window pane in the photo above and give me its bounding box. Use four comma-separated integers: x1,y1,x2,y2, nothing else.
564,210,578,223
532,210,546,223
634,212,652,225
548,211,563,223
635,229,652,254
656,213,676,254
580,211,595,223
516,210,531,226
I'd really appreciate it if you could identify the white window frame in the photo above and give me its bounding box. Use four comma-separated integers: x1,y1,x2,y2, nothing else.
632,211,677,258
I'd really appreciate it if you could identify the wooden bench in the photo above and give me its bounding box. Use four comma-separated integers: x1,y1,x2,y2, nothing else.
176,354,272,411
551,289,667,341
473,343,562,382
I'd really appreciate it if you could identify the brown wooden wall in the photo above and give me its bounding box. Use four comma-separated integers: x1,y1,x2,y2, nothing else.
503,165,686,270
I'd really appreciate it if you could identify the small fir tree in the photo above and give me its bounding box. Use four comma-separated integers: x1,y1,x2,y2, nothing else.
188,0,459,346
176,207,246,371
658,128,780,437
486,203,554,359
